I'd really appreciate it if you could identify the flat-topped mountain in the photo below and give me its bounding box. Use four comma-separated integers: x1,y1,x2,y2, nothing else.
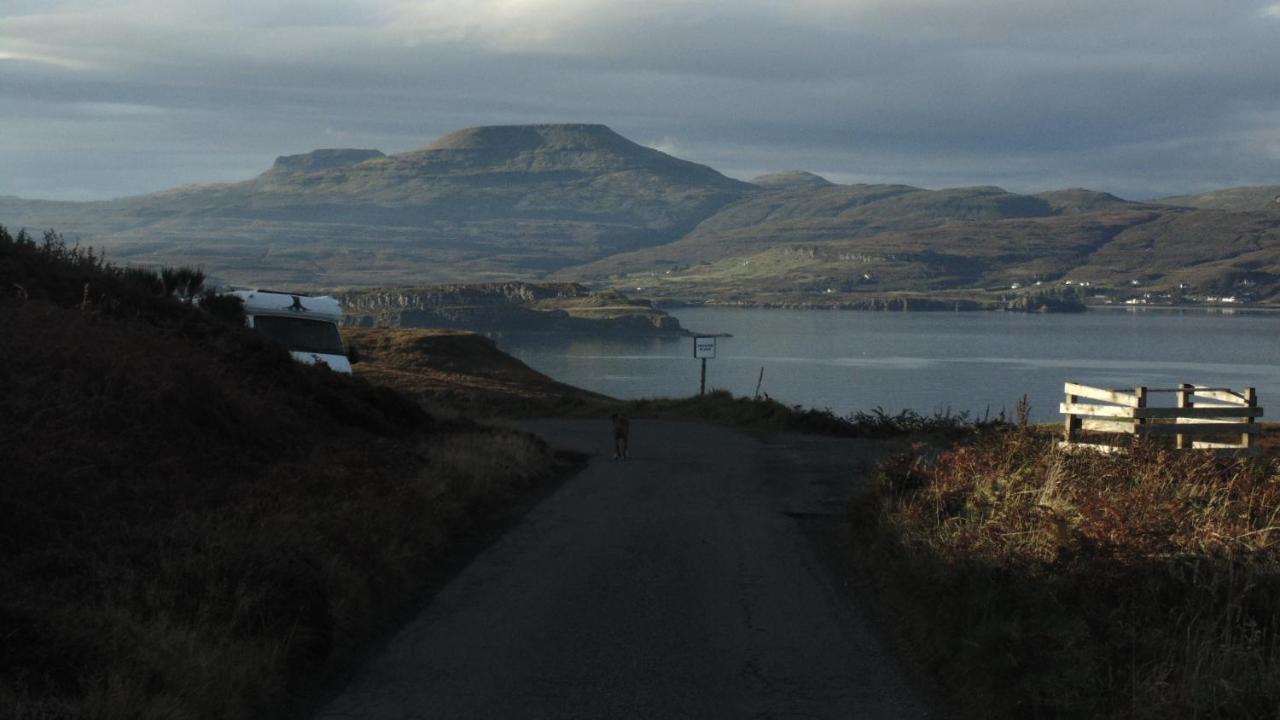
1,124,752,286
750,171,834,189
3,123,1280,304
410,124,743,184
121,123,750,225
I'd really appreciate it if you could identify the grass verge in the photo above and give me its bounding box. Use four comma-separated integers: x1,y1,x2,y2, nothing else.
619,390,1002,438
853,428,1280,718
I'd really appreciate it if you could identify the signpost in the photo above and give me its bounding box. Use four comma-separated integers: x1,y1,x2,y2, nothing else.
694,336,716,395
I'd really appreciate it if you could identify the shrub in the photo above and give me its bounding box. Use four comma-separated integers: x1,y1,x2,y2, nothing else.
0,225,242,327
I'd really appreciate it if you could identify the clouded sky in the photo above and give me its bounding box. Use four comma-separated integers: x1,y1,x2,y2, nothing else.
2,0,1279,200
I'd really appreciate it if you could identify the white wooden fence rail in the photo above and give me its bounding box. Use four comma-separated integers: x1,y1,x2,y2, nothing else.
1060,383,1261,456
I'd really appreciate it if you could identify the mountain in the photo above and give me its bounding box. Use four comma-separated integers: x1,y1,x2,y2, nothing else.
1159,185,1280,212
1,124,752,286
4,124,1280,305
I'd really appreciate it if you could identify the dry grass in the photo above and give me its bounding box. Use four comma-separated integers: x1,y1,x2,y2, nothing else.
856,428,1280,718
2,431,558,720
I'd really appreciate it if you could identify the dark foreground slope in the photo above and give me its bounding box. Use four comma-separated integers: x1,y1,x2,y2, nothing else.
0,229,569,719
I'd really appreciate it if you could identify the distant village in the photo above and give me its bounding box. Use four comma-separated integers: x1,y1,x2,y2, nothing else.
1008,278,1257,307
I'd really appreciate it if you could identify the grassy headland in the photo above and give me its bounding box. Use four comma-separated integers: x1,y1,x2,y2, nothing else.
854,428,1280,718
343,326,611,417
0,228,575,719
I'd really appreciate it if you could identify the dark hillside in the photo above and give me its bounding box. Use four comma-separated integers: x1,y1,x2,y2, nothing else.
0,227,562,718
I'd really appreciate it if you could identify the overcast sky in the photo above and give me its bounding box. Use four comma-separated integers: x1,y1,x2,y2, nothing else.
2,0,1279,201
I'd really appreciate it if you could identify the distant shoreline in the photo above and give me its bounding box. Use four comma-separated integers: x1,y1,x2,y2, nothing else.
652,299,1280,316
1085,303,1280,315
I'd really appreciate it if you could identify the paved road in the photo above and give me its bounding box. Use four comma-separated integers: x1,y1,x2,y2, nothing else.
317,420,932,719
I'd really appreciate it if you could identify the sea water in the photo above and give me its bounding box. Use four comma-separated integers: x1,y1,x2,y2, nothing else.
489,308,1280,423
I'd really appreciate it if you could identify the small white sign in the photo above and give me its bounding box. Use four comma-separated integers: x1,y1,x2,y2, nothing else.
694,336,716,359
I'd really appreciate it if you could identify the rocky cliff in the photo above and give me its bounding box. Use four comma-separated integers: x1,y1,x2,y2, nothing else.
338,283,686,334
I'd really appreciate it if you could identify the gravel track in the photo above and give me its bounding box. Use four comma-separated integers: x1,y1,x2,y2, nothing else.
316,419,932,719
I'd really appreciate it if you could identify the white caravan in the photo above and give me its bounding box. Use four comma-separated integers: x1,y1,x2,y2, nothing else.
229,290,357,373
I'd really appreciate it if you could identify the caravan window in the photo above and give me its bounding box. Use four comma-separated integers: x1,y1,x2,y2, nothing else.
253,316,345,355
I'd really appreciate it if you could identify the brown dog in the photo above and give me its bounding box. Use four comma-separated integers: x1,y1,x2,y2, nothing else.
611,413,630,459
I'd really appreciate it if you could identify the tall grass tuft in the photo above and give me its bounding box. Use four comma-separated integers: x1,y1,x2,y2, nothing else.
855,428,1280,718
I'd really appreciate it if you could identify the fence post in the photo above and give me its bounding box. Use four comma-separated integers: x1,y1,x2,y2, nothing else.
1135,386,1148,441
1176,383,1192,449
1063,389,1079,445
1243,387,1257,449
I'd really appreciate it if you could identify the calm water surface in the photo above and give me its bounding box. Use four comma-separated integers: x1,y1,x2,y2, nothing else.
490,308,1280,422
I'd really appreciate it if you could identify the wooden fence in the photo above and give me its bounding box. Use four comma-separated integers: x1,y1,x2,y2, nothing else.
1060,382,1262,455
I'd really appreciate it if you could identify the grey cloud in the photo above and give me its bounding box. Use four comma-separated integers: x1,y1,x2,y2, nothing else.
1,0,1278,200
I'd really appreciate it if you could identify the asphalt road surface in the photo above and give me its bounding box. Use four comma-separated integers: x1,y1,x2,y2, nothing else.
316,419,932,719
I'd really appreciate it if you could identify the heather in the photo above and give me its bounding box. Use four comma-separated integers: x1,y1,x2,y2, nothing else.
857,428,1280,718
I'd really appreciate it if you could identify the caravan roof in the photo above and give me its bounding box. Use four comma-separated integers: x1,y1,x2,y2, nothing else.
229,290,342,322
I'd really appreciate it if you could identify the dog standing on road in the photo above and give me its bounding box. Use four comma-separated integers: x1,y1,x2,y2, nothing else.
611,413,630,460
